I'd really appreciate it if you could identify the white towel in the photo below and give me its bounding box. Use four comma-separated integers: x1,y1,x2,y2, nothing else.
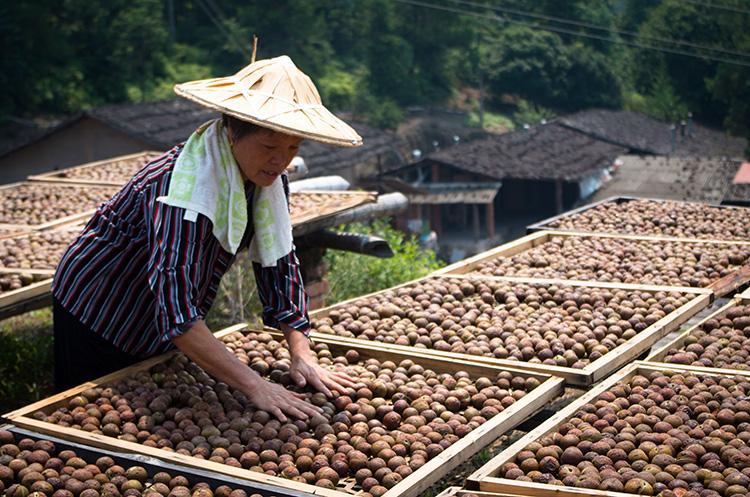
157,119,293,267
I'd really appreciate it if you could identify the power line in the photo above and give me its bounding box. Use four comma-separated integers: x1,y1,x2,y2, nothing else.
195,0,249,58
445,0,750,60
681,0,750,16
393,0,750,68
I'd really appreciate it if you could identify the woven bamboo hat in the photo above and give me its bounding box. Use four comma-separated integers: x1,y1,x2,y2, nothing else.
174,55,362,147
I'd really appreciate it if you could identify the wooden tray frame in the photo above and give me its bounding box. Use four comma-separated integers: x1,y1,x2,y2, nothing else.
0,225,32,240
6,324,564,497
290,190,377,227
527,196,750,240
0,424,314,497
0,181,118,231
0,225,82,275
466,361,750,497
433,230,750,298
308,274,712,386
27,151,163,187
647,293,750,367
435,488,522,497
0,278,53,315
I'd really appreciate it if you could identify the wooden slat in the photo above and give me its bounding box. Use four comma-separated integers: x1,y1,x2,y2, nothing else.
527,196,750,241
0,279,52,313
290,190,377,227
647,294,750,363
434,230,750,298
310,274,711,385
435,488,522,497
2,424,313,497
27,151,162,187
468,361,750,497
7,325,564,497
0,182,116,231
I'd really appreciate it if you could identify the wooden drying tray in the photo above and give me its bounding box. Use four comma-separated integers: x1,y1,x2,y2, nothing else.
0,424,313,497
435,488,522,497
526,196,750,240
0,225,82,275
0,278,53,319
646,292,750,368
6,324,564,497
0,181,118,231
307,274,712,386
0,225,85,318
290,190,377,227
433,230,750,298
465,361,750,497
27,151,162,187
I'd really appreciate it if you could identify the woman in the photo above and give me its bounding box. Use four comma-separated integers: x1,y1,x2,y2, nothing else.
52,55,363,422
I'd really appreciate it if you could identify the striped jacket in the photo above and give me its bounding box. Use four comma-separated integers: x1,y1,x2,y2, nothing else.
52,144,309,357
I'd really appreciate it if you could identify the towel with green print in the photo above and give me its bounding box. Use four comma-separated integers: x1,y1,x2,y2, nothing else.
156,119,293,267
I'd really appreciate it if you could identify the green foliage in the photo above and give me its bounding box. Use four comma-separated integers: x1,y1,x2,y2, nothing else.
0,308,54,412
206,251,263,330
467,109,515,133
317,63,369,112
2,0,748,144
362,97,405,131
565,44,623,109
145,45,215,102
513,100,556,126
482,26,571,108
643,71,689,122
325,219,444,304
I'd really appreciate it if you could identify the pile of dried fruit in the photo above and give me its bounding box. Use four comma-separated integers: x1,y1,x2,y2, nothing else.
32,331,538,496
498,370,750,497
0,430,264,497
663,304,750,370
0,184,118,226
288,192,372,224
544,199,750,241
470,236,750,288
55,155,159,185
0,273,50,292
312,277,693,369
0,230,78,270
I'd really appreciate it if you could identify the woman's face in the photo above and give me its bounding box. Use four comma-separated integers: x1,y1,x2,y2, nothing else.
231,128,302,187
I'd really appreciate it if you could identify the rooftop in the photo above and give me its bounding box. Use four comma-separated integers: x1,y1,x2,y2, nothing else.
590,155,746,204
559,109,747,158
394,122,627,182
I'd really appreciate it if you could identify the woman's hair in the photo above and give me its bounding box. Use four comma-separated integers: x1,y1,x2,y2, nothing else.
222,114,267,143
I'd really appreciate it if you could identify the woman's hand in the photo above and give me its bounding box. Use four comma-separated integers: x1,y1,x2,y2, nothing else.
290,349,357,397
244,375,322,422
173,320,320,422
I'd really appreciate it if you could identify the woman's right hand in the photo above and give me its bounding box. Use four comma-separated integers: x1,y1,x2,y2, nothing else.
172,320,321,423
244,376,322,422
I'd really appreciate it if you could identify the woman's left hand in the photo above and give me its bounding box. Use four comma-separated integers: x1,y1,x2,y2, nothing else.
290,350,357,397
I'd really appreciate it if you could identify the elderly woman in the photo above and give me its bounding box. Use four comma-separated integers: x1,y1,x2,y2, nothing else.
52,55,362,422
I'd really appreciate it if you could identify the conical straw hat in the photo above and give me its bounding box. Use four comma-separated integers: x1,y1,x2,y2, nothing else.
174,55,363,147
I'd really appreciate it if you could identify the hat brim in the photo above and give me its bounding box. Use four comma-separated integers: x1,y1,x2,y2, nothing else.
174,83,363,148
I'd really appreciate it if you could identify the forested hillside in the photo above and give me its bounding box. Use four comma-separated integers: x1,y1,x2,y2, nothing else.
2,0,748,141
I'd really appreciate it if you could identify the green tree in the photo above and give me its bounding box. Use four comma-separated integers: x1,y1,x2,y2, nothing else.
482,25,571,107
325,219,444,304
564,43,623,109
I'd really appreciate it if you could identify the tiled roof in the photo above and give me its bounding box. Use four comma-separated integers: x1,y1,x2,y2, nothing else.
401,122,627,182
87,99,217,149
591,155,744,204
560,109,747,158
